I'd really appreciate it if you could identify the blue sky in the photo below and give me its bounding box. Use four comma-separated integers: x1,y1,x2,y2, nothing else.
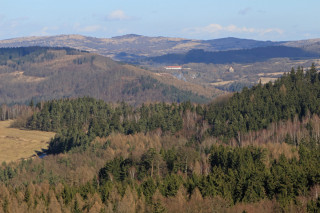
0,0,319,41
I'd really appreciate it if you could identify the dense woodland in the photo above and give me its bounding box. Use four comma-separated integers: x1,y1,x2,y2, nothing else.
27,98,184,154
25,64,320,149
205,64,320,142
0,65,320,212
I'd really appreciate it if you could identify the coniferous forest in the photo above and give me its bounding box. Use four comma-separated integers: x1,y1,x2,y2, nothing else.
0,65,320,212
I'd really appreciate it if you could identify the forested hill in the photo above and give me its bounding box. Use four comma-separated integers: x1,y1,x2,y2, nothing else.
145,46,318,64
204,64,320,142
0,35,284,59
1,65,320,212
24,64,320,152
0,47,214,105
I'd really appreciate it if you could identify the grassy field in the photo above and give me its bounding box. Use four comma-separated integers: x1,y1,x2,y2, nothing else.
0,120,55,163
259,77,278,84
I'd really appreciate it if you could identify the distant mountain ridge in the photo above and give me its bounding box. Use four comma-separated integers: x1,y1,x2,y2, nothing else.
0,34,289,61
1,34,319,95
145,46,318,64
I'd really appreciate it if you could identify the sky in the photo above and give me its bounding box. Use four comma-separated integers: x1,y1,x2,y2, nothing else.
0,0,319,41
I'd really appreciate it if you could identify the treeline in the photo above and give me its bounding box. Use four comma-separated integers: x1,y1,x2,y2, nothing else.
26,98,188,153
0,104,33,121
23,65,320,152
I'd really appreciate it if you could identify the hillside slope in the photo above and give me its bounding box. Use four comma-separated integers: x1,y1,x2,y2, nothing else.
284,38,320,54
0,47,218,105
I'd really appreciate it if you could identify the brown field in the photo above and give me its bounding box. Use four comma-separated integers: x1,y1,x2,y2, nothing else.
258,77,278,84
210,80,235,86
257,72,285,76
0,120,55,163
0,71,47,83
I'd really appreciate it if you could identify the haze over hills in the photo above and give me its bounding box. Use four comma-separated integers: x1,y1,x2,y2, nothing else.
1,34,320,60
283,38,320,53
0,34,287,60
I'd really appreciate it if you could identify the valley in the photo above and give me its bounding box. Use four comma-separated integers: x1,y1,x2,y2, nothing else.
143,57,320,92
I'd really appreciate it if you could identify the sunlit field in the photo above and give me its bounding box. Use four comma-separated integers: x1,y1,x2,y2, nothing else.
0,120,55,163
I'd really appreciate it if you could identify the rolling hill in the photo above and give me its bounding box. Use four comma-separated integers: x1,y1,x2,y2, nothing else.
0,34,284,61
1,34,320,94
0,47,220,105
1,34,319,63
283,38,320,54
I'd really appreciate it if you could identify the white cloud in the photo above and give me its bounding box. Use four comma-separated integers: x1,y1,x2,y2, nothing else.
184,24,284,37
107,10,130,21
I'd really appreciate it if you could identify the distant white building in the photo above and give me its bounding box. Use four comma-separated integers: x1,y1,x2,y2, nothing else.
228,66,234,73
165,66,182,70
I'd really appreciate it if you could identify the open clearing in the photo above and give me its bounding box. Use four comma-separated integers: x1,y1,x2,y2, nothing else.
258,77,278,84
0,120,55,163
210,80,235,86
